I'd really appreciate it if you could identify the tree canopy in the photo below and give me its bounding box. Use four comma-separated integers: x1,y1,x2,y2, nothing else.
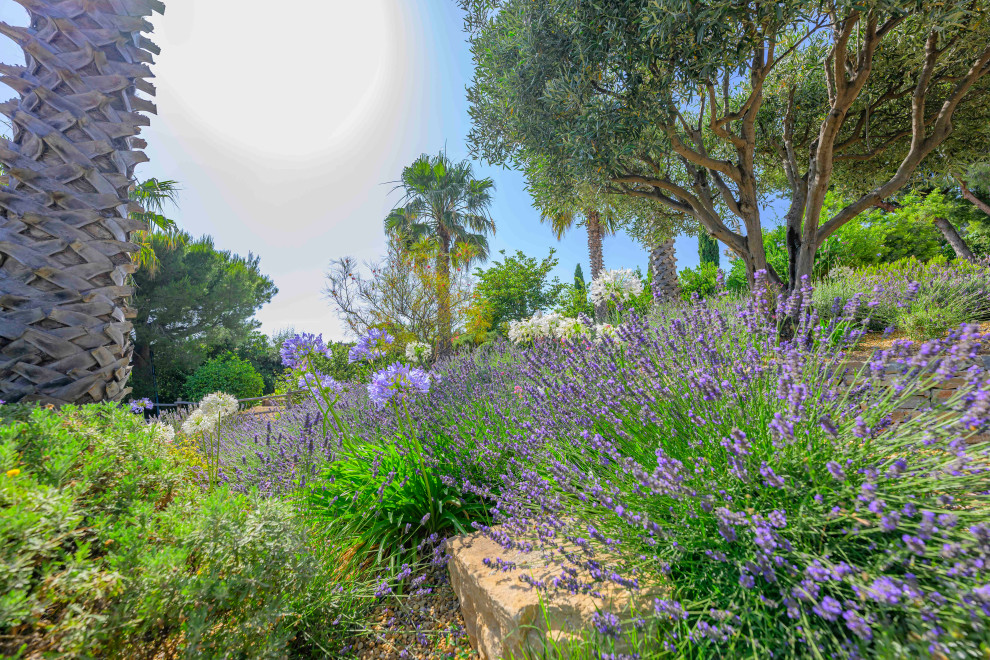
385,151,496,353
130,232,277,402
473,249,565,331
464,0,990,288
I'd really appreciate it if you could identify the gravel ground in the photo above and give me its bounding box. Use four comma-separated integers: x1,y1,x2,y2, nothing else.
344,566,479,660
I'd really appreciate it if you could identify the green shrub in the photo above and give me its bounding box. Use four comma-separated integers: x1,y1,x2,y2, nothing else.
0,404,361,658
185,352,263,401
556,283,595,318
306,438,489,572
678,261,720,299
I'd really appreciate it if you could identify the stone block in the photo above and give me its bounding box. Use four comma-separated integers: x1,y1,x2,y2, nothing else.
447,531,662,660
933,389,958,403
898,395,931,410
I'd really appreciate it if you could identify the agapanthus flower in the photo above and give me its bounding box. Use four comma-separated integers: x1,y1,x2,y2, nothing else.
348,328,394,363
298,371,343,398
199,392,239,418
595,323,622,343
508,311,563,344
151,422,175,443
404,341,432,365
181,409,216,435
367,362,431,407
589,268,644,305
507,317,539,344
280,332,330,369
129,398,153,413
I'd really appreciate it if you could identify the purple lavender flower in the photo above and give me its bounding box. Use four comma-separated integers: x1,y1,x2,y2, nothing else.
368,362,430,407
826,461,847,481
654,599,688,621
280,332,330,368
843,610,873,640
591,611,621,638
348,328,394,363
813,596,842,622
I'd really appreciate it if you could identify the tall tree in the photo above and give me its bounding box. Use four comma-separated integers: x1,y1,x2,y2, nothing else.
0,0,164,404
649,239,681,303
324,236,476,346
129,232,277,403
955,163,990,218
464,0,990,290
700,231,720,267
542,207,619,282
385,152,495,354
473,249,564,330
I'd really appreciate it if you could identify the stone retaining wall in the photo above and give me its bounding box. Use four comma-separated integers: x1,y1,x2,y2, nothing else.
838,352,990,433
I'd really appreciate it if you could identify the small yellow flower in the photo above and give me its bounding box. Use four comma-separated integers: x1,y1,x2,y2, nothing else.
6,469,20,478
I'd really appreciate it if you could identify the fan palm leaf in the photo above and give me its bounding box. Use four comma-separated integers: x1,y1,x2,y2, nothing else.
386,151,495,353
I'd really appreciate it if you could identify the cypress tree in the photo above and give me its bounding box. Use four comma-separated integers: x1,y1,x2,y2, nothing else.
699,231,720,267
574,263,586,291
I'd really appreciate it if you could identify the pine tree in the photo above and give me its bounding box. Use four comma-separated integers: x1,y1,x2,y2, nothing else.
574,263,586,291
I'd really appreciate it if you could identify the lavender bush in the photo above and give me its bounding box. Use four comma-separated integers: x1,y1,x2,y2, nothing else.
193,278,990,657
479,277,990,657
813,257,990,338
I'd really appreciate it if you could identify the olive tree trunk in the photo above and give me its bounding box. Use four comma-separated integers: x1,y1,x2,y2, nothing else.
933,216,975,261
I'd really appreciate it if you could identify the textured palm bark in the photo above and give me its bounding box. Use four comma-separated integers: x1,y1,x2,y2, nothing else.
933,216,975,261
436,233,453,356
0,0,163,405
649,239,680,303
585,209,606,320
585,209,604,280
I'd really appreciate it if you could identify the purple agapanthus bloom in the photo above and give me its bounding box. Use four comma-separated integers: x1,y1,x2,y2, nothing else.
298,371,343,398
129,398,153,413
348,328,394,363
280,332,330,369
367,361,430,407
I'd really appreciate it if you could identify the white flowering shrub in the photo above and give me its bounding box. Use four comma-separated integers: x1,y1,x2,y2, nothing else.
589,268,644,305
404,341,432,365
508,311,565,344
553,317,593,341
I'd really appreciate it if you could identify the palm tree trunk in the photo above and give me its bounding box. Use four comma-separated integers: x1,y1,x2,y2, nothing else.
436,234,453,355
649,239,680,303
586,209,604,280
933,216,975,261
585,209,606,319
0,0,162,405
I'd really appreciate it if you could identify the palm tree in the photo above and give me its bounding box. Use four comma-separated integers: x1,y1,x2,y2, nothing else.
0,0,163,405
129,178,184,275
385,152,496,354
541,207,619,283
649,239,681,302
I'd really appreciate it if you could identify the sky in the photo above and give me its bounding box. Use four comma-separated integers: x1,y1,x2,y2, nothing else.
0,1,704,340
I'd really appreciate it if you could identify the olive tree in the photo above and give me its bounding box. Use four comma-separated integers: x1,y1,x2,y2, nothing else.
464,0,990,288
